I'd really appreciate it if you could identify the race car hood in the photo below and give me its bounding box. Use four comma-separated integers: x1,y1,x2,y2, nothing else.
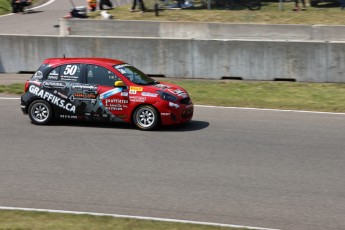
151,82,189,99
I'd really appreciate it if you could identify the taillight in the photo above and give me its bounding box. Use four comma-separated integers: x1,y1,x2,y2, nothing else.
24,80,29,92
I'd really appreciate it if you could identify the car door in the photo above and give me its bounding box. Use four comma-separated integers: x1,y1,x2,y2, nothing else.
86,64,130,122
42,64,83,118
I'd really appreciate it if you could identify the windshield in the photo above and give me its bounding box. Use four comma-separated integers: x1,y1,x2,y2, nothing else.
114,64,156,85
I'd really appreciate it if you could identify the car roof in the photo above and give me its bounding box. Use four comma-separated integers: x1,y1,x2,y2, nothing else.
43,57,126,67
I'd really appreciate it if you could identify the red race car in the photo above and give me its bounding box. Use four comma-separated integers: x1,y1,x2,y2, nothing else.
21,58,193,130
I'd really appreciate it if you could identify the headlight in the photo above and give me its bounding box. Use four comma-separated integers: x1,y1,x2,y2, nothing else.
157,90,178,102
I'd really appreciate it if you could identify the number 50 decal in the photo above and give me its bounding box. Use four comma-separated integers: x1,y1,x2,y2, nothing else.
63,65,78,75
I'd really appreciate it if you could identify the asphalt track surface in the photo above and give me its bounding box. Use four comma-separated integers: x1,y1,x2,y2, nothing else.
1,75,345,230
1,2,345,230
0,0,130,35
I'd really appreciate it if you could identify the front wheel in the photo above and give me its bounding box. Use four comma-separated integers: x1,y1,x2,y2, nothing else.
28,100,53,125
133,105,159,131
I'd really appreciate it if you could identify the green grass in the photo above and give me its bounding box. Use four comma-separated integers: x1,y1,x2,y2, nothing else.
88,0,345,25
3,80,345,112
0,210,245,230
0,83,25,94
1,0,345,25
164,79,345,112
0,0,10,14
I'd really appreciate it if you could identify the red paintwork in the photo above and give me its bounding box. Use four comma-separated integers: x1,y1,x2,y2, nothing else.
41,57,193,126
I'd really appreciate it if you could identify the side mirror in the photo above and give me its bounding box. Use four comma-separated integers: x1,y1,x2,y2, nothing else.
114,80,125,87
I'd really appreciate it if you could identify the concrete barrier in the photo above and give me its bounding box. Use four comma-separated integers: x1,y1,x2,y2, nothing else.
61,18,345,41
1,34,345,82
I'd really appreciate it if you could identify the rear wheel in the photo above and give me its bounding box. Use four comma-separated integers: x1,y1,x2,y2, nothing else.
133,105,159,130
28,100,53,125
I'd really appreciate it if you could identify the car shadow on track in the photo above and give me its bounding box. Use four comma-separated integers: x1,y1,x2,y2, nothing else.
158,120,209,132
51,120,209,132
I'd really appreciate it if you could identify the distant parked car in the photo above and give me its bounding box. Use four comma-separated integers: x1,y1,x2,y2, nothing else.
20,58,194,130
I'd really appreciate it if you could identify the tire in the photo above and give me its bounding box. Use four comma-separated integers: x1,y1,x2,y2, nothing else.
28,100,54,125
133,105,159,131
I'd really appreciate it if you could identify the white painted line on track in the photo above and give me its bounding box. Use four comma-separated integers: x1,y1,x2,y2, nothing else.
195,105,345,115
0,97,344,115
0,206,281,230
28,0,56,10
0,97,20,100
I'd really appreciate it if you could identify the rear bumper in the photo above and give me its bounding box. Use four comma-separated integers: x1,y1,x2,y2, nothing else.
20,95,29,114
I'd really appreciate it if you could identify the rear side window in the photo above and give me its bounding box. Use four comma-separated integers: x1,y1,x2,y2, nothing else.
31,64,50,81
47,64,82,82
86,64,119,87
47,67,60,80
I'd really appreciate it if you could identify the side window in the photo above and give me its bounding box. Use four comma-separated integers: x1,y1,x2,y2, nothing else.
46,66,61,80
87,65,119,87
60,64,81,82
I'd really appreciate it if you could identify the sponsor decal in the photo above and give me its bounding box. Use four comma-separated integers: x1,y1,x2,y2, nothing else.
130,86,143,92
141,92,158,97
121,92,129,97
29,85,76,113
61,75,79,81
161,113,170,116
30,80,42,86
60,115,78,119
42,81,66,88
71,84,98,92
129,90,137,95
54,90,68,99
33,71,43,80
100,88,123,100
47,70,59,80
107,107,123,111
115,64,131,69
73,93,97,99
104,99,128,111
105,99,129,105
47,75,59,80
129,96,146,103
155,84,170,89
168,89,188,98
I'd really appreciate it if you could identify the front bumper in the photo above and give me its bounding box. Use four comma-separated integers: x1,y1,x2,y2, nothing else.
160,103,194,125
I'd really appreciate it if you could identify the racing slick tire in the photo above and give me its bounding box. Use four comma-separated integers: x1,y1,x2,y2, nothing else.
28,100,54,125
133,105,159,131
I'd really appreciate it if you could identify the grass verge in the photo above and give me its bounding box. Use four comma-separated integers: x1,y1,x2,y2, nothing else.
88,1,345,25
0,83,25,94
1,0,345,24
2,80,345,112
0,210,246,230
